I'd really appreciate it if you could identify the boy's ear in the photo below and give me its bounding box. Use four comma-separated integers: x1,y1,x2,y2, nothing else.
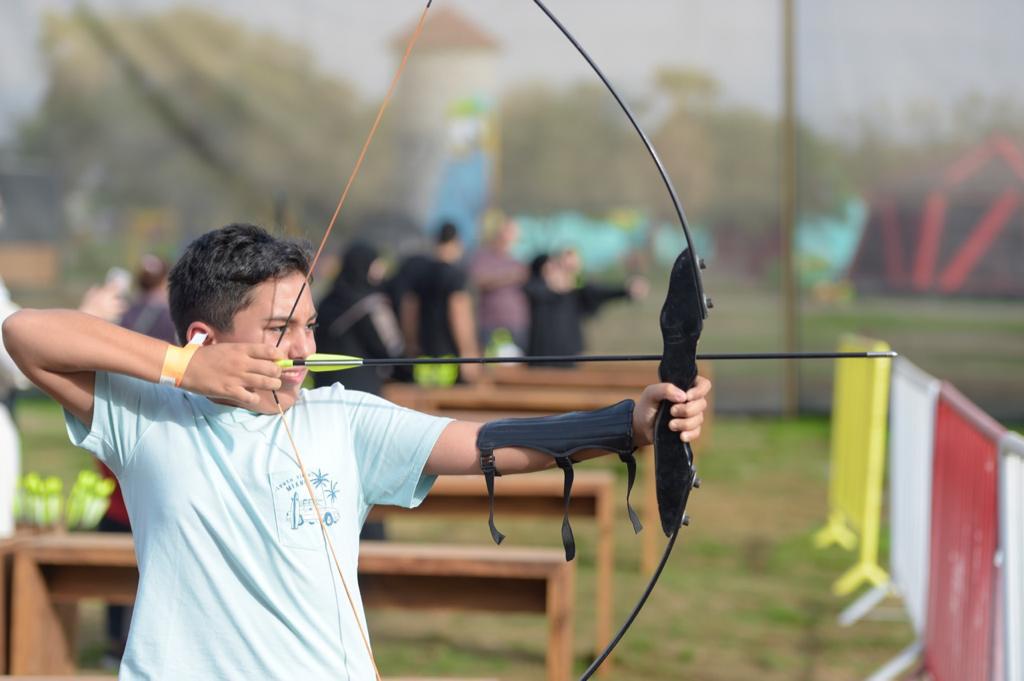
185,321,215,344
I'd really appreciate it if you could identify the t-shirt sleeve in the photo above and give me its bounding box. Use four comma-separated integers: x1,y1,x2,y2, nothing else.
341,389,452,511
64,370,174,475
442,264,469,295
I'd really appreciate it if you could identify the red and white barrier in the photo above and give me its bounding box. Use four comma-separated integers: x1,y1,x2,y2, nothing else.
1001,432,1024,681
924,383,1005,681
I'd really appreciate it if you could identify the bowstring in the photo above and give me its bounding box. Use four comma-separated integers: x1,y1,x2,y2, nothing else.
270,3,434,678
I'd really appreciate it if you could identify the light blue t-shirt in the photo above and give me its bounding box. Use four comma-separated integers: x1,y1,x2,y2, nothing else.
66,371,451,680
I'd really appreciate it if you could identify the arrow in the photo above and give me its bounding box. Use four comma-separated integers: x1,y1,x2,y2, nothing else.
278,350,898,372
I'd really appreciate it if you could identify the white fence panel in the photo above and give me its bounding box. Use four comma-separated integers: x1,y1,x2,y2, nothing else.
864,358,940,681
1001,431,1024,681
888,358,940,633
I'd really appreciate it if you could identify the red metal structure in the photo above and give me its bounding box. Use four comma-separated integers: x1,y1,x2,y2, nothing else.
924,383,1005,681
851,136,1024,297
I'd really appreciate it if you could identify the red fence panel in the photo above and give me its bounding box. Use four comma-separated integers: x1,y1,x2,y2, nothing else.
924,383,1005,681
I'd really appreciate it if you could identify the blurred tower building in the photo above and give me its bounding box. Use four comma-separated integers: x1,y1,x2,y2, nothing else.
390,7,499,248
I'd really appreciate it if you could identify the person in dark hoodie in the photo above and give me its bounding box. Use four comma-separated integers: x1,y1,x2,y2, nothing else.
314,241,404,396
524,250,647,365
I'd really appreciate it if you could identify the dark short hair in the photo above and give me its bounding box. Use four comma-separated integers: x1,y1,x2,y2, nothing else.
436,221,459,245
168,223,312,342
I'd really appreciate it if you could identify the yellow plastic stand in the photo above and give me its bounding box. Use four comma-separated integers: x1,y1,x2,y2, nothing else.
813,335,893,596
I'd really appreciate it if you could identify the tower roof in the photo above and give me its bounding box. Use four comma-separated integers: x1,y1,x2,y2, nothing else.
392,6,499,52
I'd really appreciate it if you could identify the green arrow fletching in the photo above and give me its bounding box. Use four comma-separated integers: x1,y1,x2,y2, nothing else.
277,354,364,372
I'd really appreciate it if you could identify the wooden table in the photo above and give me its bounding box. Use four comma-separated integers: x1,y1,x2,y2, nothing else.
0,533,34,675
486,361,714,455
370,471,615,661
382,382,635,415
489,363,660,390
488,362,714,572
8,533,574,681
0,538,12,674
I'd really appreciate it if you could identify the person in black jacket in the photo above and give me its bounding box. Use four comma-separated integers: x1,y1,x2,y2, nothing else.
524,249,647,365
314,242,403,395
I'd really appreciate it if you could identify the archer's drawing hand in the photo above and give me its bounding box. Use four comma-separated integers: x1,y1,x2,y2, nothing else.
180,343,285,407
633,375,711,448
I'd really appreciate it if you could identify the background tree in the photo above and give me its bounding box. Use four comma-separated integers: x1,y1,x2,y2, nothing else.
18,7,389,267
499,83,654,216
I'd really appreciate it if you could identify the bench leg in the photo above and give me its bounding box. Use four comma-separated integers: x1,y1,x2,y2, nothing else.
641,445,659,573
0,550,7,674
9,553,76,674
547,562,575,681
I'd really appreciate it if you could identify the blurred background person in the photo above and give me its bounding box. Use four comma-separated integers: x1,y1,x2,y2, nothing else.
119,255,176,343
557,247,650,309
314,241,404,395
316,241,404,542
524,249,648,365
384,245,434,383
404,222,482,383
470,213,529,352
386,250,434,360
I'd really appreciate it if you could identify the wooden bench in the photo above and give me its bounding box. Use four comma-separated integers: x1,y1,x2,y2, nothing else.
486,361,714,453
8,533,574,681
0,533,37,675
489,362,662,390
1,538,15,674
382,382,633,415
370,471,615,662
485,361,713,573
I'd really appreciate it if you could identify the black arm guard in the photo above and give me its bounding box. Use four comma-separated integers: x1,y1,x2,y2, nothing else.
476,399,642,561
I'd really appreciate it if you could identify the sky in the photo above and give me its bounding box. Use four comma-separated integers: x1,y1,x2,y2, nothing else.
1,0,1022,143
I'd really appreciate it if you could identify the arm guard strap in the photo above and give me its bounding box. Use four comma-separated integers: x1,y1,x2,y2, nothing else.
476,399,642,561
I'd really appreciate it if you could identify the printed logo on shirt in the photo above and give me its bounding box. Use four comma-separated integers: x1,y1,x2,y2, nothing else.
269,468,344,551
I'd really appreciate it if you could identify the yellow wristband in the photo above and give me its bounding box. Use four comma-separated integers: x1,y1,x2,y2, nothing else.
160,333,207,387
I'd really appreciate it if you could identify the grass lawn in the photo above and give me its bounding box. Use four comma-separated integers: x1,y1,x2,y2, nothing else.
17,396,916,680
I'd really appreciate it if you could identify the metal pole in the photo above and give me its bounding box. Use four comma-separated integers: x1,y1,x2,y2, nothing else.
780,0,800,416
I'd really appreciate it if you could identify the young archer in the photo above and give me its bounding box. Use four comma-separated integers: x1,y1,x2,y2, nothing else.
2,223,710,679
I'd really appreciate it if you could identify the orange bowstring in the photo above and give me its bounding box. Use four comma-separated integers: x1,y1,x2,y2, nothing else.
275,403,382,679
273,3,433,679
304,0,433,290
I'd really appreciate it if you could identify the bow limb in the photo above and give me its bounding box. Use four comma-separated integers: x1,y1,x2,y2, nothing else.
528,2,707,677
270,3,433,679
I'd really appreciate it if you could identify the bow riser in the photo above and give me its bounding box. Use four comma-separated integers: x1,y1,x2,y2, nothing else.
655,247,705,535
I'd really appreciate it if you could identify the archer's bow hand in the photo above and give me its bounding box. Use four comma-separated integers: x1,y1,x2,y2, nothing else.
633,375,711,448
180,343,285,407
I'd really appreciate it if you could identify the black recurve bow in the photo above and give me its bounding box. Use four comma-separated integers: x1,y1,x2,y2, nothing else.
528,2,707,677
268,3,895,678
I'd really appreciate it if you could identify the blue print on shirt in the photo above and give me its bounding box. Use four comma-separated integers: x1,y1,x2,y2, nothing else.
270,469,342,550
